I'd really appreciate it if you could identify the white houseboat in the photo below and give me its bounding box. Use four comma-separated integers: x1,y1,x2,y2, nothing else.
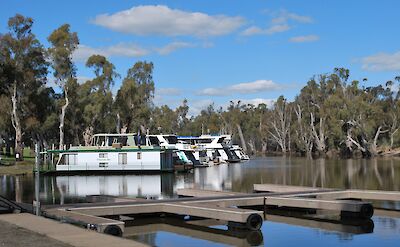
48,133,180,172
147,134,210,167
177,135,242,163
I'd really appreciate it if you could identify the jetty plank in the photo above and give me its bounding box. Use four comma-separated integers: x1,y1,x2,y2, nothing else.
253,184,327,193
44,209,125,233
264,197,373,218
0,213,146,247
68,202,263,224
177,188,246,197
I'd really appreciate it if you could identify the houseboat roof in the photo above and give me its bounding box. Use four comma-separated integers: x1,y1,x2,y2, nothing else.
92,133,138,137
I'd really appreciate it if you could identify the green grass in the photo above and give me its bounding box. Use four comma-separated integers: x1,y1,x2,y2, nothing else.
0,147,35,175
0,160,34,175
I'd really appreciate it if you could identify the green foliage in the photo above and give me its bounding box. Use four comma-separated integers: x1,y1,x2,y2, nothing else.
1,15,400,158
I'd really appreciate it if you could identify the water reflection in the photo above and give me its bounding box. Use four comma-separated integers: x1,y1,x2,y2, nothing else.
1,157,400,246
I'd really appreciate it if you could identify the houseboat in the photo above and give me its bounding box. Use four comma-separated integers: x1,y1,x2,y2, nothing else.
177,135,242,163
147,134,210,167
47,133,186,172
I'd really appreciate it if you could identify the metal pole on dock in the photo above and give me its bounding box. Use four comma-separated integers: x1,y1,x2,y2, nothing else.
34,143,40,216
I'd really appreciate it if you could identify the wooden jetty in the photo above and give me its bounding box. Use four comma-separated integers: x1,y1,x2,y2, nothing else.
40,183,400,237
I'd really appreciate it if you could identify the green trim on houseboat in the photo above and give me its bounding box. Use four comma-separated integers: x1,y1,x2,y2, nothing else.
47,146,176,153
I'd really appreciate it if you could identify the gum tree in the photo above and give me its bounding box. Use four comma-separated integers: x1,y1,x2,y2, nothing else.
48,24,79,149
0,14,47,160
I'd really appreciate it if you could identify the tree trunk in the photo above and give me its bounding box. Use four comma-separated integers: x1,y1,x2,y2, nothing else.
83,126,93,146
236,123,247,152
116,113,121,134
11,83,23,161
310,113,326,153
370,126,388,156
59,87,69,150
390,129,398,149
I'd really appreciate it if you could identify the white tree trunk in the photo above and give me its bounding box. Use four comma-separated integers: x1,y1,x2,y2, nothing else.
310,112,326,153
59,86,69,150
11,83,23,160
236,123,247,152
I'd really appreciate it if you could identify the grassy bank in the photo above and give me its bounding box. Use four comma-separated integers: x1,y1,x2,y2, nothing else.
0,148,35,175
0,160,34,175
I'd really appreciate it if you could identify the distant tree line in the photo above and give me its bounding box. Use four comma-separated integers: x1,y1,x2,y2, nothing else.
1,14,399,160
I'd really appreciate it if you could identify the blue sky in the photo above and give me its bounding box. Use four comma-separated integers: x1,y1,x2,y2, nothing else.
1,0,399,115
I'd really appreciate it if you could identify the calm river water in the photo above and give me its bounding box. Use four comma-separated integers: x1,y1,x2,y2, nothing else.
1,157,400,246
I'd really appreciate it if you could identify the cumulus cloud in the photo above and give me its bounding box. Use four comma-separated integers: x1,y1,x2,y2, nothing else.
197,80,282,96
188,99,215,116
73,41,202,62
271,10,313,24
240,9,311,36
73,43,149,62
92,5,245,37
359,51,400,72
241,24,290,36
231,98,275,108
155,42,195,55
289,35,319,43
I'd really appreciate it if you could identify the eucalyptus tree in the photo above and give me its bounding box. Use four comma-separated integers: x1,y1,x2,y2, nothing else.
115,61,154,133
48,24,79,149
0,14,48,160
269,96,291,153
224,101,248,152
80,55,118,144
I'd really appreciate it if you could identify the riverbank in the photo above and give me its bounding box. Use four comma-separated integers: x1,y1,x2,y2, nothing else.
0,158,34,175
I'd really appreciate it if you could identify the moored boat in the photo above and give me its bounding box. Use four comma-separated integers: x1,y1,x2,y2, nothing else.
48,133,184,172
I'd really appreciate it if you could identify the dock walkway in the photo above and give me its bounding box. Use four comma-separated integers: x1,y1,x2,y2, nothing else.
0,213,147,247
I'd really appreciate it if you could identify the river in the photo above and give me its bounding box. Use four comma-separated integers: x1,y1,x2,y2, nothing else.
1,156,400,246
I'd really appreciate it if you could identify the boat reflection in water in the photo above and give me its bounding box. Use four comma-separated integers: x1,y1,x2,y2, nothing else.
55,174,178,202
2,157,400,247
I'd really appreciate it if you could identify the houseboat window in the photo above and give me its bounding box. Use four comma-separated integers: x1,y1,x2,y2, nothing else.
99,153,108,159
149,136,160,146
65,154,77,165
127,136,135,146
217,137,226,143
165,136,178,144
197,139,212,144
107,137,113,146
137,152,142,160
99,162,108,167
118,153,127,165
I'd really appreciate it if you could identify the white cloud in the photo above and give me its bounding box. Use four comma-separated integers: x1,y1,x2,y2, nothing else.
198,87,228,96
241,24,290,36
197,79,282,96
230,98,275,108
241,9,311,36
241,98,275,107
73,43,149,62
240,26,264,36
92,5,245,37
289,35,319,43
265,24,291,35
188,99,214,116
73,41,202,62
271,10,313,24
155,42,195,55
359,51,400,72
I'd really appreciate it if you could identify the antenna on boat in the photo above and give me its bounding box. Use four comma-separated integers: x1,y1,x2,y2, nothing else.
201,123,204,135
